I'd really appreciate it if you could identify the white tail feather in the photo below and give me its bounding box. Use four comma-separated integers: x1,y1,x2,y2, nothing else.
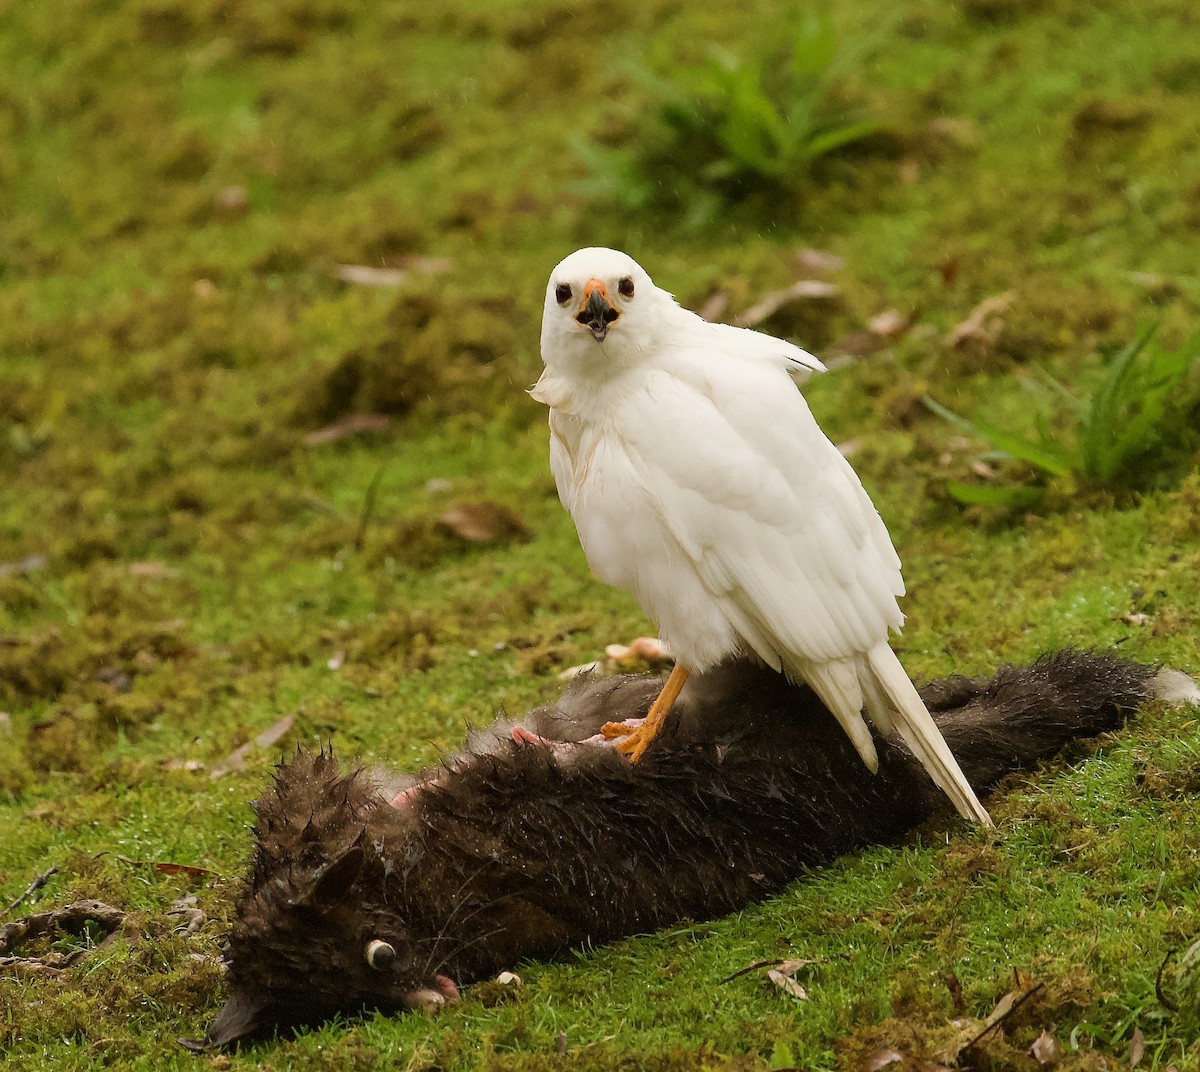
793,646,993,826
863,644,993,826
797,656,879,773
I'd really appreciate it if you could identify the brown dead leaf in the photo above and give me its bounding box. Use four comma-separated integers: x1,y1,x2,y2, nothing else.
209,714,296,779
945,291,1015,351
767,967,808,999
944,971,965,1014
1118,612,1151,626
941,974,1044,1064
0,555,48,578
216,185,247,213
1129,1026,1145,1068
733,280,840,328
696,292,729,323
333,257,452,288
1028,1029,1061,1065
160,758,205,772
438,502,530,544
793,248,845,274
604,636,673,667
928,117,980,150
868,309,907,338
303,413,391,446
863,1050,904,1072
333,264,409,287
128,561,179,578
152,862,220,880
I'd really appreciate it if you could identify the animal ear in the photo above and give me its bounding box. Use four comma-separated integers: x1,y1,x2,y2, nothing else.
308,845,365,909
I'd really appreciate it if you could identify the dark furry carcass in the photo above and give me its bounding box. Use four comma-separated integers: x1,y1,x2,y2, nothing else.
194,651,1187,1048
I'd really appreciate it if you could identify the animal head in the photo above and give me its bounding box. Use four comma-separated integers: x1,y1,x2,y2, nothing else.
540,247,677,373
198,751,455,1049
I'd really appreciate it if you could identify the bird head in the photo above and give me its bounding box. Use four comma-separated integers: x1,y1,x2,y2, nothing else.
540,247,670,373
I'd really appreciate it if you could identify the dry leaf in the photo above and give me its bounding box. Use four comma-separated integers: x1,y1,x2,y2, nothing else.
945,291,1015,351
1028,1029,1061,1065
944,971,965,1014
733,280,840,328
438,501,530,544
696,292,728,322
303,413,390,446
160,758,205,772
128,561,179,578
333,257,452,288
868,309,907,338
928,117,980,149
216,185,247,213
209,714,296,779
794,248,844,274
1118,612,1151,626
0,555,48,578
153,862,219,880
942,976,1044,1063
495,971,522,985
558,661,601,681
766,968,808,999
396,255,453,275
1129,1026,1144,1068
863,1049,903,1072
604,636,673,667
333,264,409,287
898,157,920,184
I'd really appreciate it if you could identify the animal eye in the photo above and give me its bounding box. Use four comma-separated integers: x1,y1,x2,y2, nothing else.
618,277,635,299
554,284,572,305
365,939,396,971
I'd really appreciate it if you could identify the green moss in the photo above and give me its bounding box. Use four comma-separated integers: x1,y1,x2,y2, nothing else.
1,0,1199,1069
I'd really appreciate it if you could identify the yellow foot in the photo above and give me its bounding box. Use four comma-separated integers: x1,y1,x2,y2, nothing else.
612,724,657,763
599,719,642,741
603,663,691,764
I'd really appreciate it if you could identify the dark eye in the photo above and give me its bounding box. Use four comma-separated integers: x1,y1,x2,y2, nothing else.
618,277,635,299
554,284,572,305
365,939,396,971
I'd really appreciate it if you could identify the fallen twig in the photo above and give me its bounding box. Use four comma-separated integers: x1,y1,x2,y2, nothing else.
4,866,58,917
961,982,1045,1052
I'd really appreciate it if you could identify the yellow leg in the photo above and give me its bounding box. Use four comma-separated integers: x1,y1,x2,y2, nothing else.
601,664,690,763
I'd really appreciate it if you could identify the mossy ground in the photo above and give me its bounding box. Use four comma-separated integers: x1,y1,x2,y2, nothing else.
2,1,1199,1069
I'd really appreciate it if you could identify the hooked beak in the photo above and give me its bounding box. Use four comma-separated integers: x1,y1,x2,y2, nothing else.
575,279,620,342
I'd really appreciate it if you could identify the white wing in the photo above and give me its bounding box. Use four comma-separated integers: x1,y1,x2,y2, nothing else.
613,349,902,670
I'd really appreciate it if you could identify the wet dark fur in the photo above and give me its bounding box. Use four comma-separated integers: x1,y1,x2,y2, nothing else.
204,651,1155,1046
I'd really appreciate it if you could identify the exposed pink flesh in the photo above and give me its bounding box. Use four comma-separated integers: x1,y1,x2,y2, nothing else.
510,726,551,747
402,974,460,1013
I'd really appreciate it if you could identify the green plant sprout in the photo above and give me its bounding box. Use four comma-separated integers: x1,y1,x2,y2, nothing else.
925,324,1200,506
577,10,892,222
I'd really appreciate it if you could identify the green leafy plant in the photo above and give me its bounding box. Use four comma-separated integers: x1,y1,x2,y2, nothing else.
924,324,1200,506
577,11,892,223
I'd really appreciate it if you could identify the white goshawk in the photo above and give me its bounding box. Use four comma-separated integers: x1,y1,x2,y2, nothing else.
532,246,991,826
